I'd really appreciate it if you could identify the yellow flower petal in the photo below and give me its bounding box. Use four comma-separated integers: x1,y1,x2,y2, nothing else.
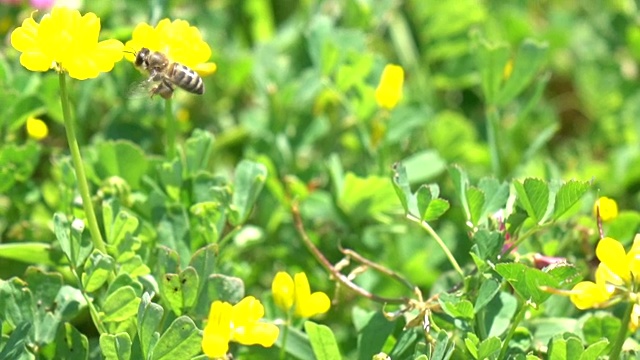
202,301,233,358
233,322,280,347
272,272,294,312
594,196,618,222
596,237,631,282
569,281,610,310
26,116,48,140
375,64,404,110
194,62,217,76
293,272,330,318
232,296,265,327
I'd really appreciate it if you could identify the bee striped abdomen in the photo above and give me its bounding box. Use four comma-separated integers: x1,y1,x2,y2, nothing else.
170,63,204,94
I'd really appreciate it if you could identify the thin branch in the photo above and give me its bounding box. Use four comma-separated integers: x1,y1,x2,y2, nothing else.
291,201,409,305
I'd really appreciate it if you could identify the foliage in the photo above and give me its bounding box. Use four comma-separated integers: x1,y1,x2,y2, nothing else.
1,0,640,359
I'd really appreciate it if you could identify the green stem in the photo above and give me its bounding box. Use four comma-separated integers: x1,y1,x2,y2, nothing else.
59,73,107,254
498,301,527,360
406,214,464,280
486,106,502,178
165,98,176,159
279,322,289,360
609,301,633,360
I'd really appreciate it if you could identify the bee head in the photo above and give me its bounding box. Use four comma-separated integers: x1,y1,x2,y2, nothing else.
134,48,151,67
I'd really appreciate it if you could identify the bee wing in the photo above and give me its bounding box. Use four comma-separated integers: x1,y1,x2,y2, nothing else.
127,78,158,99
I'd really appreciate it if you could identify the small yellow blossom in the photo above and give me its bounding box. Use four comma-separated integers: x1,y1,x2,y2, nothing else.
125,19,216,76
374,64,404,110
202,296,279,359
10,7,124,80
503,59,514,80
26,116,48,140
272,272,330,319
594,196,618,222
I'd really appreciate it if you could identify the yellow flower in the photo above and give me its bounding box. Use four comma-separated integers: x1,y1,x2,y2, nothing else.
10,7,124,80
202,296,279,359
374,64,404,110
594,196,618,222
272,272,330,319
26,116,48,140
568,237,640,310
125,19,216,76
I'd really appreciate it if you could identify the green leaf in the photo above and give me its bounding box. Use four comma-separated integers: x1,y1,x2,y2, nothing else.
471,230,504,262
0,242,60,267
339,172,400,222
582,314,620,346
548,334,584,360
552,180,590,220
207,274,245,304
103,205,140,260
93,141,149,190
229,160,267,225
478,178,509,218
277,325,315,360
473,34,510,106
448,165,471,221
513,178,550,223
401,150,447,183
483,292,517,337
100,333,132,360
391,162,417,215
0,322,31,360
0,142,41,192
184,129,214,177
355,311,396,360
158,158,183,201
137,292,164,360
466,186,485,226
55,323,89,360
477,336,501,360
54,213,92,268
439,293,474,320
152,316,202,360
494,263,558,305
579,339,609,360
475,278,501,313
189,244,219,318
161,273,184,316
431,330,455,360
82,251,115,292
465,333,479,359
304,321,341,360
0,278,34,328
496,39,549,106
102,286,141,322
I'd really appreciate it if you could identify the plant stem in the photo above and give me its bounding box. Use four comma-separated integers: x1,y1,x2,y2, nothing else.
279,323,289,360
498,300,527,360
406,214,465,280
486,106,502,178
609,301,633,360
59,73,107,254
165,97,176,159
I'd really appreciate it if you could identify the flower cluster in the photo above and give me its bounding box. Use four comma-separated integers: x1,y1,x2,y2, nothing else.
201,296,279,359
272,271,330,319
125,18,216,76
569,236,640,312
375,64,404,110
10,7,124,80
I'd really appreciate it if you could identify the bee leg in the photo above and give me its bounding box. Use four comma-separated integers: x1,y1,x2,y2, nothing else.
153,81,174,99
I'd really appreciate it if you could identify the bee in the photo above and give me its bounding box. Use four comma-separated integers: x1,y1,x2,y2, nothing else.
133,47,204,99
